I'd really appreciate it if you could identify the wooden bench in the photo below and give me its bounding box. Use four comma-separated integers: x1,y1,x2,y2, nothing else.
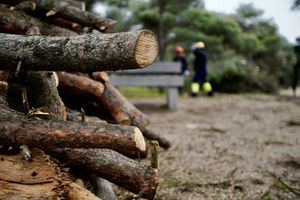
110,62,184,110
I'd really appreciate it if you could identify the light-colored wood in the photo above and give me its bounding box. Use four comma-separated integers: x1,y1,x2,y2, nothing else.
135,30,158,67
67,182,102,200
0,148,101,200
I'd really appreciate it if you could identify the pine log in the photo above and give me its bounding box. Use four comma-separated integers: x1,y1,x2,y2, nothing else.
98,82,171,148
57,72,132,125
0,104,146,157
26,71,67,120
0,30,158,72
0,148,101,200
14,0,116,32
0,4,77,36
53,148,159,200
57,72,105,103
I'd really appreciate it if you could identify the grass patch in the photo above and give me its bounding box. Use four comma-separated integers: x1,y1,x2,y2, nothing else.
117,86,166,99
162,177,183,189
260,192,273,200
264,140,287,146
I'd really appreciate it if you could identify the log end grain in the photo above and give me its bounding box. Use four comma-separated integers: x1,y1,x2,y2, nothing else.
134,127,146,152
135,30,158,68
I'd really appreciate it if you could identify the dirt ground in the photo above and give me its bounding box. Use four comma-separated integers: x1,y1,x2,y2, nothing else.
131,90,300,200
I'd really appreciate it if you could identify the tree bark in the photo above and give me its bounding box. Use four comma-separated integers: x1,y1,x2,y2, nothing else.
14,0,117,32
52,148,159,200
97,82,171,148
0,30,158,72
26,71,67,120
0,103,146,157
0,148,101,200
92,177,118,200
57,72,105,104
0,4,77,36
58,72,132,125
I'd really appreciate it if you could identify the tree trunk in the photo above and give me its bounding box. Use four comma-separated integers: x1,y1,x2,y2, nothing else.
14,0,116,32
0,30,158,72
0,103,146,157
0,4,77,36
0,148,101,200
52,148,159,200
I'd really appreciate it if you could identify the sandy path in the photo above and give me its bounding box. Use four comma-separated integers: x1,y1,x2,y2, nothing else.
132,92,300,200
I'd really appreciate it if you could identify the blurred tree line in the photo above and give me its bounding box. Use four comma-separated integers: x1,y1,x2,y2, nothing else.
86,0,297,93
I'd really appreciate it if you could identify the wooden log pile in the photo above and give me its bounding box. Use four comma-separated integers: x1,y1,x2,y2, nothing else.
0,0,171,199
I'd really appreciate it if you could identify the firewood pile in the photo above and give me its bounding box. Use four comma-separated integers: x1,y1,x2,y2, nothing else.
0,0,171,199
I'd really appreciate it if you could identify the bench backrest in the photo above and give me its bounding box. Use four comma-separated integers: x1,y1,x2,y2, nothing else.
113,62,181,74
110,62,183,87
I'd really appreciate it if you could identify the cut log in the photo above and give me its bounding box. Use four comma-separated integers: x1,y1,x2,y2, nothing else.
0,30,158,72
26,71,67,120
52,148,159,200
0,4,77,36
97,82,171,148
58,72,132,125
99,82,149,126
14,0,117,32
57,72,105,103
0,148,101,200
0,103,146,157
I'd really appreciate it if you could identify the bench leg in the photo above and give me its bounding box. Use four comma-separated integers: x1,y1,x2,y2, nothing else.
167,88,178,110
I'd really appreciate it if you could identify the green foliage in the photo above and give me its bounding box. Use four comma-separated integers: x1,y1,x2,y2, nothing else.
209,65,278,93
118,87,166,99
99,0,295,93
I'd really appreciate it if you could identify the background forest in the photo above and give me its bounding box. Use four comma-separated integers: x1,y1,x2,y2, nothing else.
88,0,299,93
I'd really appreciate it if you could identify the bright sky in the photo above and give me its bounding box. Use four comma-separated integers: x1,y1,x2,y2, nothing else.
204,0,300,44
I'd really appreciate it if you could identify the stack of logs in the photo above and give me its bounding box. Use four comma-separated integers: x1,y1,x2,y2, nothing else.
0,0,171,199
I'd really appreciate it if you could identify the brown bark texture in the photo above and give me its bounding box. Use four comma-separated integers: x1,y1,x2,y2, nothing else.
98,82,171,148
0,148,101,200
26,71,67,120
0,30,158,72
58,72,132,125
57,72,105,104
0,4,77,36
0,100,146,156
53,148,159,200
14,0,116,32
